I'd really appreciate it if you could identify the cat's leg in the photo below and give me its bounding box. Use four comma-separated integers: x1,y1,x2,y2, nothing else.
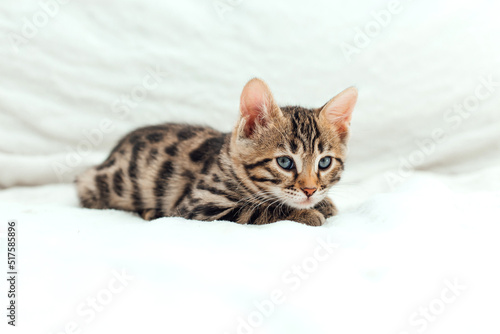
285,209,326,226
314,197,338,218
139,209,157,221
247,206,327,226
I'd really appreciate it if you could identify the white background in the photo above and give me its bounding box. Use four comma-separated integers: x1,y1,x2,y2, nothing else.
1,0,499,333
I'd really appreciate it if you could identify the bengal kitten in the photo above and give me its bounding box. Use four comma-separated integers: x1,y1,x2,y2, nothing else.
76,78,358,226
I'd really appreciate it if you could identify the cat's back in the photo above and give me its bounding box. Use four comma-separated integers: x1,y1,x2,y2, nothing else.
76,123,229,215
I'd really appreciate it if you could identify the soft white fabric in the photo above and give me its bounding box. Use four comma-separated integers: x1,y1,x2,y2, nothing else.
1,0,499,333
1,172,499,333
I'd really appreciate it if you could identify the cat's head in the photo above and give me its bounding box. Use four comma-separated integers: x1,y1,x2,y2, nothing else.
230,78,358,210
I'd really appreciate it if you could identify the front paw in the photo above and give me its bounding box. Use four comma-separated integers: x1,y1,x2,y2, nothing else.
314,197,338,218
288,209,325,227
139,209,157,221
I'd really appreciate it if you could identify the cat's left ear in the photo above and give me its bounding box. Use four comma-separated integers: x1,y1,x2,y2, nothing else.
319,87,358,140
239,78,281,138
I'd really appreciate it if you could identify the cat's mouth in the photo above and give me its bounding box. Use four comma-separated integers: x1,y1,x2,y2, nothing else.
275,189,323,209
290,197,320,209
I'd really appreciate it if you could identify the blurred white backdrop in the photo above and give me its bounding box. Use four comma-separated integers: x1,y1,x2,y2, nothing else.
1,0,499,189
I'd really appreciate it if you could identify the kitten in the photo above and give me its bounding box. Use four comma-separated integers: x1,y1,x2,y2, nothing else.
76,78,358,226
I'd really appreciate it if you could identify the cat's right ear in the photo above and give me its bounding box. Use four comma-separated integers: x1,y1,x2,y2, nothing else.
319,86,358,141
239,78,280,138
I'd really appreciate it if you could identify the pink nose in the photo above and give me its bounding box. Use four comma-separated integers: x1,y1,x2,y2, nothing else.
301,187,317,198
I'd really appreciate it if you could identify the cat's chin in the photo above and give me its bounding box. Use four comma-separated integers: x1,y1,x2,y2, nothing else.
287,197,320,210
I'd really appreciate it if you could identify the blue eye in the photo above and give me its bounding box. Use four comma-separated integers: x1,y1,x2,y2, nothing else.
277,156,294,170
318,156,332,169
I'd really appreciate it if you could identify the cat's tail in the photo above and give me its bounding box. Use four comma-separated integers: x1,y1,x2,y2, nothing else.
75,167,108,209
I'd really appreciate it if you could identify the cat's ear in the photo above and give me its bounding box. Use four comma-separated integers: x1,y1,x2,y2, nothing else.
319,87,358,140
239,78,280,138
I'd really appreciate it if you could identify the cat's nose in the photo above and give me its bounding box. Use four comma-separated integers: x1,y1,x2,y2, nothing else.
301,187,317,198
